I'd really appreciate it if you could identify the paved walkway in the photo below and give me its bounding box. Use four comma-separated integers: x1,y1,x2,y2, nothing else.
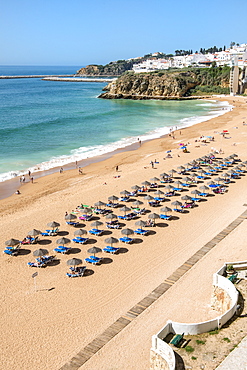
215,335,247,369
60,208,247,370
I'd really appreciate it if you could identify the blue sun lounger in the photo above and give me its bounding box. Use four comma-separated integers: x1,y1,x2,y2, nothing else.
72,237,89,244
84,257,100,265
54,246,71,254
3,247,20,256
119,237,133,244
89,229,103,236
160,214,172,220
173,208,184,213
66,221,79,226
67,266,86,277
103,246,120,254
134,228,149,236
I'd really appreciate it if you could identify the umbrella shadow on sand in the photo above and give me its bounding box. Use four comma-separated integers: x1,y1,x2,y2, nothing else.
49,259,60,267
117,247,128,254
147,230,156,236
69,247,81,254
57,231,69,236
133,238,143,244
171,215,180,221
100,257,113,265
75,223,86,228
86,238,97,245
156,222,169,228
83,269,95,277
39,239,52,245
18,248,31,256
101,230,112,236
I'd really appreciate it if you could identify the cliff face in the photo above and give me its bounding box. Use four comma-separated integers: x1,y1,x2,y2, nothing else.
77,60,134,76
99,71,199,99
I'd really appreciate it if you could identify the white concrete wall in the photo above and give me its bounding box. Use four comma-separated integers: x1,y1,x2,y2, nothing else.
151,261,244,370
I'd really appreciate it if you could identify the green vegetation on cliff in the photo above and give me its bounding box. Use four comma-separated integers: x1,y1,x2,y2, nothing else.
99,66,230,99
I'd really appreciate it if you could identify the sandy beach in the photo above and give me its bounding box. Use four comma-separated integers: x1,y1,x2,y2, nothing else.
1,95,247,370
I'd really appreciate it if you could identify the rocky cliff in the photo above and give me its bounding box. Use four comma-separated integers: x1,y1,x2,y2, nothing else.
98,68,230,100
77,60,134,76
99,71,199,99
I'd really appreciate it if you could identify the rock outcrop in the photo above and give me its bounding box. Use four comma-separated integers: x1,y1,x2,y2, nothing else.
98,71,199,100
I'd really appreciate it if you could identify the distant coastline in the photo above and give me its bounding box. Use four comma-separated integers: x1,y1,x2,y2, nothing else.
0,74,74,79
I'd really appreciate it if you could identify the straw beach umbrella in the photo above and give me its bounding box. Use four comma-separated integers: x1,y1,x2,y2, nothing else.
121,228,134,236
160,206,172,214
65,213,77,221
74,229,87,236
47,221,60,229
67,258,82,269
33,248,49,257
120,206,131,215
105,213,118,220
87,246,102,257
91,220,103,228
27,229,41,237
132,200,144,207
5,238,20,247
148,213,160,225
104,237,119,247
94,201,106,208
135,220,147,230
56,237,71,246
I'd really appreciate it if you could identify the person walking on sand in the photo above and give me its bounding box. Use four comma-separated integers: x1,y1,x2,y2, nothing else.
116,165,119,172
60,167,63,174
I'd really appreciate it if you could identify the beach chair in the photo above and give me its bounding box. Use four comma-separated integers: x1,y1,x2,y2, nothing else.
191,197,201,202
149,201,160,207
119,237,133,244
42,228,59,236
103,246,119,254
199,192,208,197
173,208,184,213
106,202,119,208
84,257,100,265
72,237,89,244
3,246,20,256
160,214,172,220
79,214,93,221
67,266,86,277
53,246,71,254
106,222,120,229
133,208,146,215
134,228,149,236
118,197,130,202
27,260,46,268
66,221,79,226
89,255,102,262
89,228,103,236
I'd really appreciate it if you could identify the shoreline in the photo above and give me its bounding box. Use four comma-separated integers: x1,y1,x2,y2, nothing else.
0,96,232,200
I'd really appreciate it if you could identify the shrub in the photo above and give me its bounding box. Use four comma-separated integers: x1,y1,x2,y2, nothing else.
185,346,195,353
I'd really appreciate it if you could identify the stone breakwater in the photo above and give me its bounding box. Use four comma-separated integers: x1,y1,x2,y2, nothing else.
0,75,74,79
42,77,116,82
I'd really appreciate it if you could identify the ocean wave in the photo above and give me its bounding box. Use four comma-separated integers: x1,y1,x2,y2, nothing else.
0,100,233,183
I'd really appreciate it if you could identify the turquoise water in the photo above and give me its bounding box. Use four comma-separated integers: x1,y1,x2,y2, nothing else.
0,66,230,182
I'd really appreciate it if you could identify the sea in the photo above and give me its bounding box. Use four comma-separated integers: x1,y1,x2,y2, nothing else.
0,65,231,184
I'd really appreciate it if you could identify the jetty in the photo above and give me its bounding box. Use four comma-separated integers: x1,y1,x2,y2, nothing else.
0,75,74,79
41,77,116,82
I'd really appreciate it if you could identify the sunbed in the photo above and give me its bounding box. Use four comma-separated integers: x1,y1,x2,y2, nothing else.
72,237,89,244
160,214,172,220
103,246,120,254
119,237,133,244
66,221,79,226
67,266,86,277
89,228,103,236
84,257,100,265
134,228,149,236
3,246,20,256
53,246,71,254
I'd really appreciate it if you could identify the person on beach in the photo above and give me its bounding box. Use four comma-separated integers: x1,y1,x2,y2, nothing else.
150,161,154,168
78,167,83,175
30,177,34,183
15,190,20,195
116,165,118,172
60,167,63,174
22,175,25,182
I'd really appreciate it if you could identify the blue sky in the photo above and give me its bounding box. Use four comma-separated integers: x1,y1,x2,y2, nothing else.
1,0,246,66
